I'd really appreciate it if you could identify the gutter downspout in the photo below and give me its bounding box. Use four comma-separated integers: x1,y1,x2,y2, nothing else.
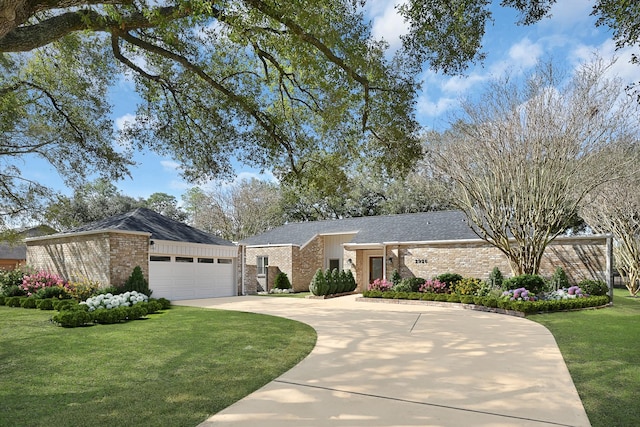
382,244,387,281
240,245,246,296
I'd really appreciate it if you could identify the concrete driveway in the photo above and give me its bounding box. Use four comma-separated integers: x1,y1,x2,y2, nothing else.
176,295,590,427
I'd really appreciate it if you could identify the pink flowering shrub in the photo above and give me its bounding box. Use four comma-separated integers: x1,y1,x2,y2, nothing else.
20,271,69,296
418,279,449,294
368,278,393,291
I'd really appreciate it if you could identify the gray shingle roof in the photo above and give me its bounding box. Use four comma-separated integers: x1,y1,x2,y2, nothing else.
60,208,234,246
0,225,58,259
240,210,479,246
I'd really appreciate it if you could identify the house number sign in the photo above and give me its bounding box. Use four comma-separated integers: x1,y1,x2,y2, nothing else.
414,259,428,264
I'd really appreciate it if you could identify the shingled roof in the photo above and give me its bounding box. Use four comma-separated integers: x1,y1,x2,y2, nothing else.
240,210,479,247
37,208,234,246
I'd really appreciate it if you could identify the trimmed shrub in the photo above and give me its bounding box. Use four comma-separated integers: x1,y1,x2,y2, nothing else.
5,296,23,307
143,300,163,314
447,294,461,303
274,272,291,290
53,299,79,311
578,279,609,297
435,273,463,288
392,281,413,293
434,294,449,302
420,293,436,301
20,297,38,309
92,307,127,324
400,277,426,292
487,267,504,288
37,298,55,310
2,285,26,297
460,295,475,304
156,298,171,310
363,290,383,298
125,304,148,320
345,270,357,292
309,269,329,296
52,309,93,327
123,266,151,296
502,274,548,295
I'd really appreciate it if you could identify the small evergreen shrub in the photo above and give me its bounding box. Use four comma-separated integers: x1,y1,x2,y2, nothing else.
92,307,127,324
345,270,357,292
0,296,5,305
53,299,79,311
487,267,504,288
391,269,402,286
502,274,548,295
156,298,171,310
274,272,291,290
578,279,609,296
53,310,93,327
37,298,55,310
143,300,163,314
460,295,475,304
392,281,413,293
125,304,148,320
309,269,328,296
5,296,23,307
123,266,151,296
435,273,463,288
2,285,26,297
100,285,124,295
329,269,340,294
434,294,449,302
20,297,38,309
447,294,461,303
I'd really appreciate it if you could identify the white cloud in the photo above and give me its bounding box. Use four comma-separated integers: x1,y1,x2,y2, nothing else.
114,113,137,131
508,38,543,69
160,160,181,172
416,95,458,118
370,0,408,51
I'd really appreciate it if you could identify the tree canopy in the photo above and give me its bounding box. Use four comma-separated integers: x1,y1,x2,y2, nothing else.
1,0,639,224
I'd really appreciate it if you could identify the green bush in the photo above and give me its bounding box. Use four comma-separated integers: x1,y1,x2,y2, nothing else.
5,296,23,307
143,300,163,314
156,298,171,310
0,296,5,305
34,286,70,300
452,277,482,295
123,266,151,296
36,299,55,310
99,285,124,295
20,297,38,309
447,294,461,303
578,279,609,296
0,267,27,294
434,294,449,302
92,307,127,324
420,293,436,301
381,291,396,299
391,269,402,286
502,274,548,294
399,277,426,292
274,272,291,290
392,281,413,293
309,269,328,296
53,299,79,311
125,304,148,320
53,310,93,327
407,292,422,300
2,285,26,297
329,269,340,294
460,295,475,304
483,297,498,308
550,267,570,290
345,270,357,292
487,267,504,288
435,273,463,288
362,290,383,298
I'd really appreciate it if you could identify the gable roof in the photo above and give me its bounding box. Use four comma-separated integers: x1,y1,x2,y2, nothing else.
240,210,479,247
31,208,234,247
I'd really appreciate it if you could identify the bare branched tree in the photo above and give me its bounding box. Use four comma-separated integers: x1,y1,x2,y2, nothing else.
425,58,640,275
581,168,640,296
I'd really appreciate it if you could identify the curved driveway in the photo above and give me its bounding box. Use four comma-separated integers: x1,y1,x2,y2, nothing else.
177,295,590,427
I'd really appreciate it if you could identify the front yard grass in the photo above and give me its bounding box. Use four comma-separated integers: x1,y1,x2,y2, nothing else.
530,288,640,427
0,305,316,427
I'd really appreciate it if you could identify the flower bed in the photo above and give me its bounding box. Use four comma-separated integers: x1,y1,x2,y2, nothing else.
360,290,610,316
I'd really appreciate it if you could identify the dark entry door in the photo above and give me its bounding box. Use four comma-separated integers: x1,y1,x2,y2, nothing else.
369,256,383,283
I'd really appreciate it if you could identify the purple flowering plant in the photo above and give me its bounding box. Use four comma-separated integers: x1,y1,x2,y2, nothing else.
501,287,536,301
368,278,393,291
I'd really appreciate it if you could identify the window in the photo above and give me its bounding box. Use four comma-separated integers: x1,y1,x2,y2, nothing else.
329,258,340,271
198,258,214,264
257,256,268,276
175,257,194,263
150,256,171,262
217,259,233,264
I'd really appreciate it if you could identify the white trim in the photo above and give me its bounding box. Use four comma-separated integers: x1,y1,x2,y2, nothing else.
25,229,151,242
319,231,358,237
244,243,298,248
381,233,611,247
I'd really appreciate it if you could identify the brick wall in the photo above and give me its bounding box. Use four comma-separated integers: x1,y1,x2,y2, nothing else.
26,232,150,287
296,236,324,292
390,237,608,283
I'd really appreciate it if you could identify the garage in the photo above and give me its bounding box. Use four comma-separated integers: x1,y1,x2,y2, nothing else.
26,208,239,300
149,240,238,300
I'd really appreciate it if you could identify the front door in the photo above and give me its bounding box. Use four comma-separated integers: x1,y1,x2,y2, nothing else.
369,256,384,284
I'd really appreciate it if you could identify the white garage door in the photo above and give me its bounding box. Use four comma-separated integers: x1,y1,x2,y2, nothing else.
149,256,235,300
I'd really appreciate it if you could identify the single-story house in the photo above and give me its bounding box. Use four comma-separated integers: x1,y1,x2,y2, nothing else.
0,225,57,270
26,208,238,300
239,210,613,293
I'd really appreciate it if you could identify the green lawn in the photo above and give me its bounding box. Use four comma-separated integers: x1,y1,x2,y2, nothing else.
531,289,640,427
0,305,316,427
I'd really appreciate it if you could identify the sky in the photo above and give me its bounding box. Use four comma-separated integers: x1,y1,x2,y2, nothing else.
23,0,639,203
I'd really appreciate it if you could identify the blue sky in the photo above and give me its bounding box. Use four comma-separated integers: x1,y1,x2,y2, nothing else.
25,0,639,202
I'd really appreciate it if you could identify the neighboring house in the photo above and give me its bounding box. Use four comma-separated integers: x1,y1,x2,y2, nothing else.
0,225,57,270
26,208,238,300
239,211,612,294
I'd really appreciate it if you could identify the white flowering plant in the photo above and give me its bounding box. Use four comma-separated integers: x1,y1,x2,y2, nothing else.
80,291,148,311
